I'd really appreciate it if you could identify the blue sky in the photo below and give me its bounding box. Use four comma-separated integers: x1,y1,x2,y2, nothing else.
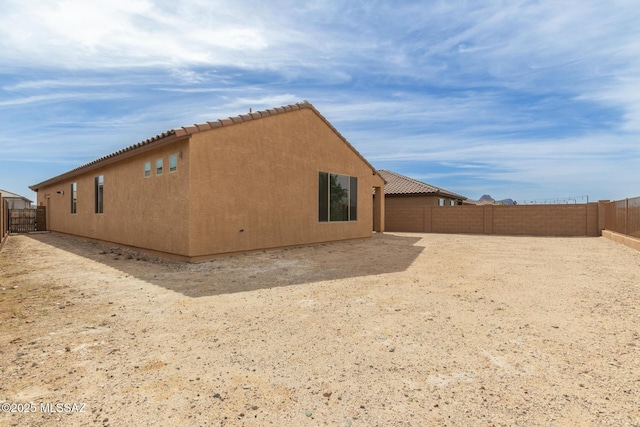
1,0,639,203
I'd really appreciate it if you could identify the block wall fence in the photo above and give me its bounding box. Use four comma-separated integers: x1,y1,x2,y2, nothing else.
0,196,7,249
385,202,605,237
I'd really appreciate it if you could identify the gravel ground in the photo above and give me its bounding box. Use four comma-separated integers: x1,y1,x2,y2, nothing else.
1,232,639,427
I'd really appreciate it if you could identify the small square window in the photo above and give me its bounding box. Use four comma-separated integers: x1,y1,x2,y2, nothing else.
438,198,445,206
156,159,163,175
144,162,151,177
450,200,455,206
169,155,177,172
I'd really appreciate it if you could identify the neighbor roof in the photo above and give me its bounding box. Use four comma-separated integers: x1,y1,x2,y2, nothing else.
0,189,33,203
30,101,382,190
379,170,466,199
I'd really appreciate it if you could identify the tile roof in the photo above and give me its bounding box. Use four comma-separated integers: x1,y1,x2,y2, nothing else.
378,170,466,199
30,101,382,190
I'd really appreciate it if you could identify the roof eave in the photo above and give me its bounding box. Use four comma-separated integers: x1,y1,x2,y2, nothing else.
29,100,385,190
30,133,187,191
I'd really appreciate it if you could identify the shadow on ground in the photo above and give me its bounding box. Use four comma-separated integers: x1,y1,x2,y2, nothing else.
20,232,424,298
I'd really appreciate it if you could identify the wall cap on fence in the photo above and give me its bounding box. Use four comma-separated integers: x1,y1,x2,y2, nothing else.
602,229,640,252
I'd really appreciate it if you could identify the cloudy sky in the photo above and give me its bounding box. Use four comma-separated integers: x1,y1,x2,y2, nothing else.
1,0,639,203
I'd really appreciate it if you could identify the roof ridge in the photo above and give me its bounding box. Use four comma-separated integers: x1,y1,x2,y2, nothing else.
30,100,382,190
173,100,313,137
379,169,432,188
379,169,466,199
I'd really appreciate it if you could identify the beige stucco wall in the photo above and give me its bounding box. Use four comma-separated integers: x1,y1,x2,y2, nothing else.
35,108,383,260
35,139,191,256
187,107,384,258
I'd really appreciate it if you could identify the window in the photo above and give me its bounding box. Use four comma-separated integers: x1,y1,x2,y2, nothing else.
318,172,358,222
95,175,104,214
156,159,163,175
438,198,445,206
349,176,358,220
144,162,151,177
169,155,177,172
70,182,77,214
450,200,456,206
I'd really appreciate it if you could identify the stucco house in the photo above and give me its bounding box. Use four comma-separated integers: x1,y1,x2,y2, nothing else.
0,189,34,209
380,170,466,206
379,170,467,232
30,101,385,261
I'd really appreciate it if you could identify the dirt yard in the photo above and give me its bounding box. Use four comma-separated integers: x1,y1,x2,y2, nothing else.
0,232,639,427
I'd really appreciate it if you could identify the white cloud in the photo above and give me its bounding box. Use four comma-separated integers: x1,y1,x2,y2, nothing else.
0,0,275,69
2,0,640,201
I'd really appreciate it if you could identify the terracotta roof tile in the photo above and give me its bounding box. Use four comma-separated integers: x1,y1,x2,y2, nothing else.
181,125,199,134
379,170,466,199
30,101,383,191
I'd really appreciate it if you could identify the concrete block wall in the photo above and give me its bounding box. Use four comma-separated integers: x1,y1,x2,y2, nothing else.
386,203,600,237
492,205,593,236
385,207,425,232
0,197,7,248
431,205,484,234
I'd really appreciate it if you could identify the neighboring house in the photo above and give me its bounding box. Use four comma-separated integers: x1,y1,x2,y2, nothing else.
30,101,385,261
379,170,467,232
0,189,33,209
380,170,466,207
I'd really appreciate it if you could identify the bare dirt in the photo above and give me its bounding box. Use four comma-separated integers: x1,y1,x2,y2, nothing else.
1,232,639,427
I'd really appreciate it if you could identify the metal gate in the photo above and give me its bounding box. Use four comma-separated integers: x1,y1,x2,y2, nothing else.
8,207,46,233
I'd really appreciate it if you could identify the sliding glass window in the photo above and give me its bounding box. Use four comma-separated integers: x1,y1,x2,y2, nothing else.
318,172,358,222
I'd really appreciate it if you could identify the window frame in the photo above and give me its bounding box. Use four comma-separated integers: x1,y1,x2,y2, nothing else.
156,159,163,175
95,175,104,214
144,161,151,177
70,182,77,214
318,171,358,222
169,155,177,172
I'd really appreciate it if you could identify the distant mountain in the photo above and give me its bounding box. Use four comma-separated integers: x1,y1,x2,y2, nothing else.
477,195,517,205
